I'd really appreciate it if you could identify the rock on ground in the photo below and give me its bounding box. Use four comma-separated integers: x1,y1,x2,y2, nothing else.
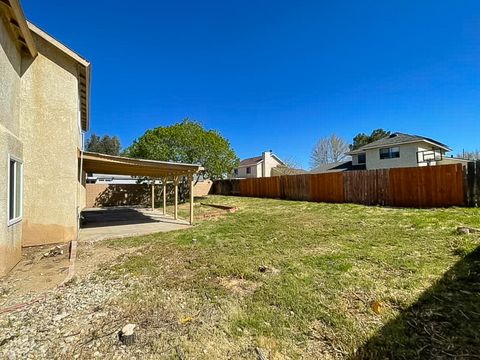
0,273,140,359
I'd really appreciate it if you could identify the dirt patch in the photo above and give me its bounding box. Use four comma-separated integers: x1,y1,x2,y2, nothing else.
219,276,260,296
258,264,281,276
0,242,140,308
200,203,237,212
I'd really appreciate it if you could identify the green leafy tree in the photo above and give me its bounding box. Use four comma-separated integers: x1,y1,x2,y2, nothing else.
125,119,239,180
350,129,391,150
86,133,121,155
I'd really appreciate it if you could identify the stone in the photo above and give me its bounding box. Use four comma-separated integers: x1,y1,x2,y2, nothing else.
52,313,68,322
42,246,64,258
457,227,470,235
119,323,136,346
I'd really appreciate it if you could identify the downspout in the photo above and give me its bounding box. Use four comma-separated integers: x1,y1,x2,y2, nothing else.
63,102,85,285
77,131,85,241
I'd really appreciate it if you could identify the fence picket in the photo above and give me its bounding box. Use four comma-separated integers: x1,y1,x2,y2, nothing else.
212,163,470,208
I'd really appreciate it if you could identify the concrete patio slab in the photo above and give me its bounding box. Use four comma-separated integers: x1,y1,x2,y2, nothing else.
79,207,190,243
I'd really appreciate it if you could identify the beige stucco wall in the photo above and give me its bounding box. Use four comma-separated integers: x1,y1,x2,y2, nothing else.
351,154,359,166
234,163,260,178
20,32,83,247
439,157,470,167
351,154,364,166
365,142,429,170
233,152,284,178
262,151,283,177
0,15,23,275
254,163,262,177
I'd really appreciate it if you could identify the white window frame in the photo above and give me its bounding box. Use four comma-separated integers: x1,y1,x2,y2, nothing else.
7,154,23,226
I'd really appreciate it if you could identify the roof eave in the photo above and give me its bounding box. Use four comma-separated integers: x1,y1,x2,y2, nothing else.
27,21,91,132
346,149,364,155
81,151,204,173
271,153,286,166
27,22,90,66
238,161,262,167
349,139,450,153
2,0,37,57
81,63,91,131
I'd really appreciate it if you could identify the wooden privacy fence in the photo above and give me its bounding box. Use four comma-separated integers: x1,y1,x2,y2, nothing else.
211,163,480,208
465,161,480,207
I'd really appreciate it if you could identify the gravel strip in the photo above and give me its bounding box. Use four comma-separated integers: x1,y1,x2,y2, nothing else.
0,274,138,359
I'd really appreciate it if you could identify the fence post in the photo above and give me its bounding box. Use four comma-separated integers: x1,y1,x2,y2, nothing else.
466,161,480,207
475,161,480,207
465,162,471,207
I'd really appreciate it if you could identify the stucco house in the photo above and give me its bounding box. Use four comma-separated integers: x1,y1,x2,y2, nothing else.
347,132,470,170
231,151,285,178
1,0,202,276
311,132,469,173
0,0,91,275
86,174,139,185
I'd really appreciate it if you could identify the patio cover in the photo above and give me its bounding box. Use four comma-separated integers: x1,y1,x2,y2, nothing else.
80,151,203,224
81,151,202,178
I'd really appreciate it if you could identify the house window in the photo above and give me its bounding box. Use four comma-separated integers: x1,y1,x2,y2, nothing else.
417,150,442,163
357,153,366,164
379,147,400,160
246,167,251,174
8,156,23,225
233,168,238,176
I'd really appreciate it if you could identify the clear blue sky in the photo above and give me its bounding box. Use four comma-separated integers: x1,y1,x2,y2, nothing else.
23,0,480,168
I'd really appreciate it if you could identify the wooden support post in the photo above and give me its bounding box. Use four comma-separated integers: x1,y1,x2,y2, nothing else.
189,174,194,225
174,176,179,220
151,178,155,211
162,178,167,215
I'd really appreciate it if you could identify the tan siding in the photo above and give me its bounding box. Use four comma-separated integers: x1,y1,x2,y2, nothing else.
20,33,82,247
0,15,23,275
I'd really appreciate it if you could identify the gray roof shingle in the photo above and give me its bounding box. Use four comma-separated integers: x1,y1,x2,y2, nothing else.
238,156,263,167
310,161,366,173
349,132,450,153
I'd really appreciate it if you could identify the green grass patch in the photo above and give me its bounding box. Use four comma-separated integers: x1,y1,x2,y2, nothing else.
101,196,480,358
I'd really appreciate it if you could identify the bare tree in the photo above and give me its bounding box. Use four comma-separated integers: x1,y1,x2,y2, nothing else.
330,134,349,163
457,150,480,160
282,157,302,170
310,134,349,168
271,157,306,176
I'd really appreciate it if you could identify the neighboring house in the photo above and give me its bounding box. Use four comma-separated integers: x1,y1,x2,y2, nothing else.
231,151,286,178
87,174,138,184
310,160,365,174
86,173,213,199
311,132,470,174
86,173,209,185
0,1,91,275
346,132,470,171
271,166,307,176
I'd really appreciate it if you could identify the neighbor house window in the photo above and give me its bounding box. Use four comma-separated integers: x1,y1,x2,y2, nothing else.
246,167,251,174
234,168,238,176
379,147,400,159
8,156,23,225
357,153,366,164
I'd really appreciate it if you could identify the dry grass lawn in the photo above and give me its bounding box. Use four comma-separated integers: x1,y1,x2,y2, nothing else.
100,195,480,359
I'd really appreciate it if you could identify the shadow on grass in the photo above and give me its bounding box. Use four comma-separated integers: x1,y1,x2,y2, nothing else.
352,246,480,359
